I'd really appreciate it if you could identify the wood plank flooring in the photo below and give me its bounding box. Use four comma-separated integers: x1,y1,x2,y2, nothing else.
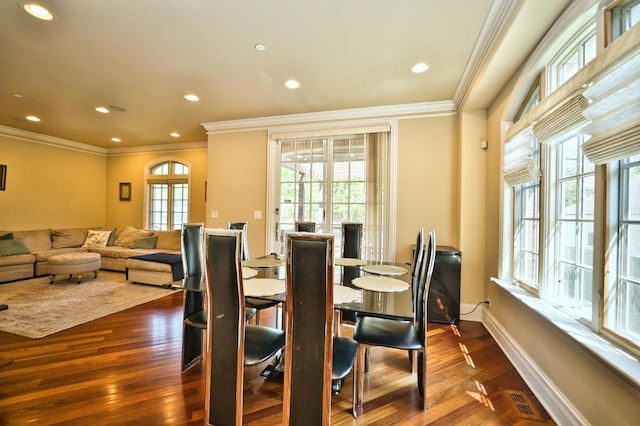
0,278,554,425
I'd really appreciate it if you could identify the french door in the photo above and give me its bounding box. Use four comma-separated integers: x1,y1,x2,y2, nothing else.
267,130,394,260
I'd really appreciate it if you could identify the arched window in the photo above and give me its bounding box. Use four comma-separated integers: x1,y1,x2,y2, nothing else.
147,160,189,230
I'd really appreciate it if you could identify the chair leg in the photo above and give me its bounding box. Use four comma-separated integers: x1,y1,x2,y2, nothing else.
420,351,428,412
364,347,370,373
356,344,365,408
351,365,358,418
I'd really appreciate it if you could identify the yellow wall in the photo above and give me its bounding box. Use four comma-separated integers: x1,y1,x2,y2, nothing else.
0,132,207,231
106,148,208,228
395,115,458,264
206,115,460,268
0,134,106,230
206,130,269,257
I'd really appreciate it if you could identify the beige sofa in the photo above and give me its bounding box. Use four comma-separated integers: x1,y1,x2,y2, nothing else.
0,226,182,286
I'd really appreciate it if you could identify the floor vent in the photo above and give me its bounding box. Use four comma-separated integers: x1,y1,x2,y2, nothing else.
503,390,543,421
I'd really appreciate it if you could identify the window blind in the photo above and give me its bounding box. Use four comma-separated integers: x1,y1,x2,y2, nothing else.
581,49,640,164
533,94,589,143
503,126,540,186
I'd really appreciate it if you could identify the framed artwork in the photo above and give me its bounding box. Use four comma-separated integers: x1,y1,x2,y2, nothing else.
119,182,131,201
0,165,6,191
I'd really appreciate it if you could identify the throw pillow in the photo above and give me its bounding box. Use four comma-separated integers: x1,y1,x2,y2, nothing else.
131,236,158,249
0,238,30,256
154,229,181,251
114,225,153,248
95,227,118,246
52,228,89,248
82,229,112,248
0,232,14,241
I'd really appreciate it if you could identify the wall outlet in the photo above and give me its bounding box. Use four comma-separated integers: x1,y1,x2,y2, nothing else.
254,210,262,220
486,298,491,308
211,210,218,218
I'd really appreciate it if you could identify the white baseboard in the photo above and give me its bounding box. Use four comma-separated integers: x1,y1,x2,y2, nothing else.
458,302,484,322
482,310,586,426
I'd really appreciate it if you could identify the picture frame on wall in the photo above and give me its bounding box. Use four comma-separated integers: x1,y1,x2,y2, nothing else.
119,182,131,201
0,165,6,191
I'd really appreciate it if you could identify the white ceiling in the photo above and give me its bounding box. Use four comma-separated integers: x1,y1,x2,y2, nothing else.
0,0,571,148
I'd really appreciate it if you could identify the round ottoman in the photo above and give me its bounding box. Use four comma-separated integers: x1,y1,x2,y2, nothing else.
48,252,101,284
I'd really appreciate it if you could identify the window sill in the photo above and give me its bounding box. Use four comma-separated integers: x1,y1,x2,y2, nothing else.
490,277,640,395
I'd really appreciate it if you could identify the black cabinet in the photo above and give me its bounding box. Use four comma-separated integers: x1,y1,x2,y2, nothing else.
428,246,461,324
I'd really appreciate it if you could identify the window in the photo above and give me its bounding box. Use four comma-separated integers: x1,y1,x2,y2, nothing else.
605,155,640,346
608,0,640,44
551,133,595,321
270,128,391,260
556,31,596,87
514,179,541,289
147,161,189,230
514,78,540,122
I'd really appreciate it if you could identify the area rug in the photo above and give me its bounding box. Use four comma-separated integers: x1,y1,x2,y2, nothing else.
0,271,177,339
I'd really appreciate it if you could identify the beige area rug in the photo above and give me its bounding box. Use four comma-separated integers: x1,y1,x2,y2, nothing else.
0,271,177,339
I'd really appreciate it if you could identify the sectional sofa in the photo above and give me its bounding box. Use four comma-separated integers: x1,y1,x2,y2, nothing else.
0,226,182,286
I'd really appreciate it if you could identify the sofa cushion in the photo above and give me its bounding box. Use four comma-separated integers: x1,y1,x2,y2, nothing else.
114,226,153,248
0,239,30,256
0,252,35,266
131,236,158,249
82,229,112,248
154,229,181,251
0,232,13,241
12,229,52,251
88,246,123,259
52,228,89,248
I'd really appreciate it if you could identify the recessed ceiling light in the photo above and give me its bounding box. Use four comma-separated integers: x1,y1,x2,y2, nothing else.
412,63,429,73
170,132,180,138
26,115,40,122
111,137,121,143
21,3,55,20
255,44,266,52
12,93,23,98
184,94,199,102
285,80,300,89
95,107,109,113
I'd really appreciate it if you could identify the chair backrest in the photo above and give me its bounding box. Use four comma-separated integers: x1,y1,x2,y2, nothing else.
411,228,424,313
181,223,204,282
203,228,245,426
415,229,436,345
283,232,334,426
228,221,249,260
341,222,362,286
295,221,316,232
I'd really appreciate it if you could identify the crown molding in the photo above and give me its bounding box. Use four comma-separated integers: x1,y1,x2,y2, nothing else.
0,125,207,156
453,0,520,107
106,141,207,156
0,125,107,156
201,101,456,134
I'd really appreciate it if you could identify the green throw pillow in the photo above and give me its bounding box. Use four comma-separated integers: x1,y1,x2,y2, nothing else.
131,236,158,249
0,238,30,256
0,233,14,241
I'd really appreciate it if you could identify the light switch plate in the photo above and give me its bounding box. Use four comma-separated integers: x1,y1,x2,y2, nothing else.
254,210,262,220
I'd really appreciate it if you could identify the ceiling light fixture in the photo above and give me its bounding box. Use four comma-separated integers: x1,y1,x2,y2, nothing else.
21,2,55,20
255,44,266,52
111,137,121,143
184,94,199,102
284,80,300,89
26,115,40,121
170,132,180,137
412,63,429,73
95,107,109,113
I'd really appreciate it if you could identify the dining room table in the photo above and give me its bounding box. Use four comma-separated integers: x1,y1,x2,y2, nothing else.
241,254,415,324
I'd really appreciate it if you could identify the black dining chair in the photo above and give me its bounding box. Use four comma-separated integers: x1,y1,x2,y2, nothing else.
353,229,436,413
294,221,316,232
181,224,256,373
204,228,285,426
227,221,250,260
337,222,363,327
283,232,358,424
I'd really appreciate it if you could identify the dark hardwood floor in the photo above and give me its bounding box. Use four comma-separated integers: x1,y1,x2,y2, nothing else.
0,278,554,425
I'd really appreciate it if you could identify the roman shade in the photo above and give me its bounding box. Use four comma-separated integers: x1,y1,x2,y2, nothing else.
503,126,540,186
580,49,640,164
